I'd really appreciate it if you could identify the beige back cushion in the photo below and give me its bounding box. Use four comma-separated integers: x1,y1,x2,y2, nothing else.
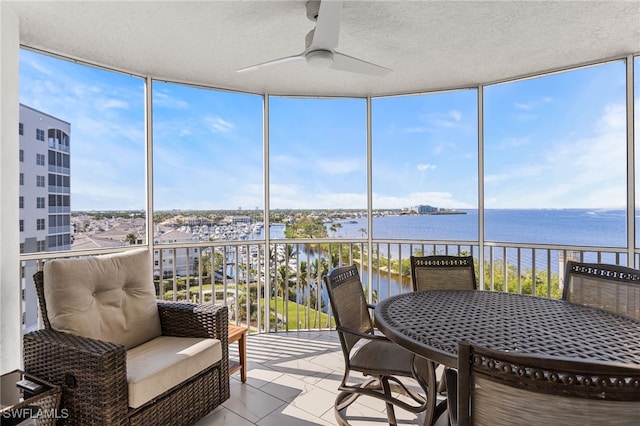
44,248,162,349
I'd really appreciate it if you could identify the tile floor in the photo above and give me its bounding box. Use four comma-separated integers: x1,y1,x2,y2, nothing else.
196,331,449,426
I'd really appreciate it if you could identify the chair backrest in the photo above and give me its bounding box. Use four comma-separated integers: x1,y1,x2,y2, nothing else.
38,248,162,348
457,340,640,426
324,264,374,354
410,255,476,292
563,261,640,320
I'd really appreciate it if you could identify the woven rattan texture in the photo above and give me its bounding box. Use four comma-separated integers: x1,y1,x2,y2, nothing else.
24,300,229,425
33,271,51,329
375,290,640,368
0,374,62,426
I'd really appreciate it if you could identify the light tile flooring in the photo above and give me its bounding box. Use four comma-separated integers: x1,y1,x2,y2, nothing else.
196,331,449,426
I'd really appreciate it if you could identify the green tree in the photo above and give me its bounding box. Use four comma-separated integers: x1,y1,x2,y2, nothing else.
285,217,328,238
329,222,343,236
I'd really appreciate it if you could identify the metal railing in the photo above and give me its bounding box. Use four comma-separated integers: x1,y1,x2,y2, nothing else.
20,238,632,334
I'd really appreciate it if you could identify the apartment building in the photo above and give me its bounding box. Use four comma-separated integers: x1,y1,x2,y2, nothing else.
19,104,71,330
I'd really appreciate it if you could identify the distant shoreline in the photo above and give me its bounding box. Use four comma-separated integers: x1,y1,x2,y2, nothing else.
352,258,412,287
400,211,466,216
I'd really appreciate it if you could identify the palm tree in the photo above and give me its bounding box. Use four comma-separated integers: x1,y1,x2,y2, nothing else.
329,222,343,236
358,227,367,238
125,232,137,245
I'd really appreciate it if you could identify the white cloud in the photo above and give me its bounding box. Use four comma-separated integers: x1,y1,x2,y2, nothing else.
411,109,465,131
153,91,189,109
495,137,530,150
271,154,299,167
514,96,553,111
317,158,361,175
485,101,627,208
205,116,235,133
99,99,129,109
21,54,53,75
404,127,429,133
416,163,437,171
598,103,626,131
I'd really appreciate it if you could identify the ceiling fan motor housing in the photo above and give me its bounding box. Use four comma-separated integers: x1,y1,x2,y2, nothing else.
305,50,333,68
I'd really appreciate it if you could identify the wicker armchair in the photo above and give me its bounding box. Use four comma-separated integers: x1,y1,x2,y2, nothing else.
324,264,437,426
453,340,640,426
563,261,640,320
23,249,230,425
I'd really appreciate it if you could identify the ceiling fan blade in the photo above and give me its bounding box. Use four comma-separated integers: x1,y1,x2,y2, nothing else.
237,54,305,73
309,0,343,50
331,51,392,76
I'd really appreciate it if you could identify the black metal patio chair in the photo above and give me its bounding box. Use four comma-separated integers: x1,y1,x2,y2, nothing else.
563,260,640,320
410,254,477,397
324,264,439,426
452,339,640,426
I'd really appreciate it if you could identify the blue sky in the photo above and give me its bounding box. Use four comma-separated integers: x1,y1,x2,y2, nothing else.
19,49,639,211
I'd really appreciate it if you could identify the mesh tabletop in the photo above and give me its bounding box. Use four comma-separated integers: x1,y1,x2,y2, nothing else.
374,290,640,368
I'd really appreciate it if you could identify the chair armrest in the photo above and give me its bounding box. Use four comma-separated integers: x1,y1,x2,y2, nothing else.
337,325,389,342
23,329,128,424
157,301,228,343
157,301,230,399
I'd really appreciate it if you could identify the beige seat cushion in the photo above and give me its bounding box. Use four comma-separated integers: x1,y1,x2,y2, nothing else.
43,248,162,349
126,336,222,409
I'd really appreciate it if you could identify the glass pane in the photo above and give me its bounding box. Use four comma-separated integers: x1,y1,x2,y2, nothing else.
19,49,146,253
268,97,367,239
484,62,627,247
152,82,264,239
372,90,479,242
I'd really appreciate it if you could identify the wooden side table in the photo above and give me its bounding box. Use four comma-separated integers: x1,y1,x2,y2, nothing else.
228,325,248,382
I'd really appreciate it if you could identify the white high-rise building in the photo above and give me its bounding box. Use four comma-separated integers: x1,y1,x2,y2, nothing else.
19,104,71,330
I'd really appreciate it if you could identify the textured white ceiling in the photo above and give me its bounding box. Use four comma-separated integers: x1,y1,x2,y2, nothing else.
6,0,640,97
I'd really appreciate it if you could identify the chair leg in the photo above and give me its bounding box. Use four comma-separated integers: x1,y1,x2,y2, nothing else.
381,377,397,426
438,367,447,394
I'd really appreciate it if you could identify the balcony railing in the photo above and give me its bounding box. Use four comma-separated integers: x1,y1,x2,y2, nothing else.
20,238,633,334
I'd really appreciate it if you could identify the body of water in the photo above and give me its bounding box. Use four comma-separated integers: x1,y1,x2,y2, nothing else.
332,209,630,247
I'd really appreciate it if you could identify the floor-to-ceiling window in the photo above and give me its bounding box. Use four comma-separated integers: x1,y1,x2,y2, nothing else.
268,96,367,238
483,61,628,295
19,49,146,249
19,49,145,329
484,61,627,247
371,90,479,242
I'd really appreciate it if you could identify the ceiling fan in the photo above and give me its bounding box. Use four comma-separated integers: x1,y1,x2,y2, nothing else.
237,0,391,76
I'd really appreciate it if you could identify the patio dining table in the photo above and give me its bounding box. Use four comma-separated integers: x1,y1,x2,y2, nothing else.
373,290,640,424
